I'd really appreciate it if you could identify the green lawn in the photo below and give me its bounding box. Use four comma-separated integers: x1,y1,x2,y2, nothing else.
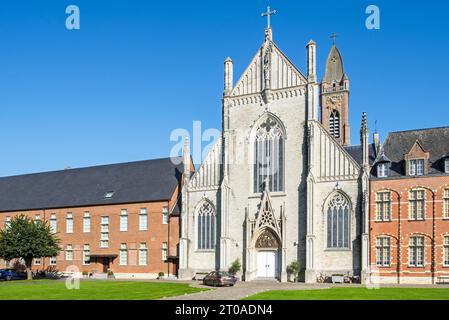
0,280,205,300
244,287,449,300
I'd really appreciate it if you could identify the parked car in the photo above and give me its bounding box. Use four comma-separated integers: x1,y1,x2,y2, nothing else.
0,269,26,281
202,271,237,287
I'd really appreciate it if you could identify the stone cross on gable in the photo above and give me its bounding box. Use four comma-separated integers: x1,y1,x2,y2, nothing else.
262,6,277,29
330,32,338,45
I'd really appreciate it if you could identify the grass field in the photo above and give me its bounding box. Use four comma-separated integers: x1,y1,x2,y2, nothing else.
0,280,205,300
244,287,449,300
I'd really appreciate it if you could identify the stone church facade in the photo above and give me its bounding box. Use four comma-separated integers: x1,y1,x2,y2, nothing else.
179,27,374,283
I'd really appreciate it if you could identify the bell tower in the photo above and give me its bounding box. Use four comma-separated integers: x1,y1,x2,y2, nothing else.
320,37,350,146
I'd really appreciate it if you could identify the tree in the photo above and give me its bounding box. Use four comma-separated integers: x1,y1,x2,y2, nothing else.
228,259,241,276
0,215,60,280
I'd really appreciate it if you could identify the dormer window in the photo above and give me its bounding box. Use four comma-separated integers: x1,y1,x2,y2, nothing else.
445,158,449,173
104,191,115,199
409,159,424,176
377,163,389,178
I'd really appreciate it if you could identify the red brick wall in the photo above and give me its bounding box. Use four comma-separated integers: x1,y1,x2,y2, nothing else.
0,191,180,277
370,175,449,283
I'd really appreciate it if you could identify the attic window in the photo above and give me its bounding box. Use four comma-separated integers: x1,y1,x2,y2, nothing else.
409,159,424,176
445,158,449,173
104,191,115,199
377,163,389,178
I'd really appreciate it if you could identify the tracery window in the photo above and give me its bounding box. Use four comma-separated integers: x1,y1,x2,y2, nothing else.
197,201,216,250
327,193,351,249
253,117,285,193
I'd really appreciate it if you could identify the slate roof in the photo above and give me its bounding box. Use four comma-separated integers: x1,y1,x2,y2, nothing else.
344,143,377,166
0,157,184,212
376,127,449,177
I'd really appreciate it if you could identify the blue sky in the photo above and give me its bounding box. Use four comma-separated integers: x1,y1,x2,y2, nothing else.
0,0,448,176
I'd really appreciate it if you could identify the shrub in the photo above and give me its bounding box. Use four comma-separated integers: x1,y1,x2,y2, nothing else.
158,272,165,279
288,261,301,282
228,259,241,275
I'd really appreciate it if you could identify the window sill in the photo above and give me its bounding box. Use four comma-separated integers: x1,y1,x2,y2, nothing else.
195,250,216,253
376,265,391,268
407,219,426,222
374,220,392,223
324,248,351,252
407,265,425,268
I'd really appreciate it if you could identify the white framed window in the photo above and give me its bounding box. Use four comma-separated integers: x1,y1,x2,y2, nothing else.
83,212,91,233
376,237,391,267
162,242,168,261
409,190,425,220
162,207,169,225
445,159,449,173
409,236,425,267
409,159,424,176
83,245,90,265
50,257,57,265
66,213,73,233
444,236,449,267
5,216,11,228
66,245,73,261
377,163,389,178
139,243,148,266
376,192,391,221
139,208,148,231
100,216,109,248
33,258,41,265
444,189,449,219
50,214,57,233
119,243,128,266
197,201,216,250
120,209,128,232
34,215,41,224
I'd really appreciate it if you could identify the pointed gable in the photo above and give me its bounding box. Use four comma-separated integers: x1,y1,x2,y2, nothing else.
230,39,306,97
254,186,280,235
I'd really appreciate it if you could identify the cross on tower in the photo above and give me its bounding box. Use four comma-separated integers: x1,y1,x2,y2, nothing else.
330,32,338,45
262,6,277,29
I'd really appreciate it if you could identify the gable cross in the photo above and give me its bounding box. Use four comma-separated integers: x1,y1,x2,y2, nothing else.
262,6,277,29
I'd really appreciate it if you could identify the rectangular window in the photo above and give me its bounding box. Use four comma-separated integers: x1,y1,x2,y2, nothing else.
120,243,127,266
409,190,425,220
409,159,425,176
50,257,57,265
100,216,109,248
409,236,425,267
162,207,169,225
162,242,168,261
5,216,11,228
376,237,391,267
139,243,148,266
66,245,73,261
444,189,449,219
139,208,148,231
34,258,41,266
445,159,449,173
376,192,391,221
35,215,41,224
120,209,128,232
50,214,57,233
66,213,73,233
83,212,91,233
377,163,388,178
83,245,90,265
444,236,449,267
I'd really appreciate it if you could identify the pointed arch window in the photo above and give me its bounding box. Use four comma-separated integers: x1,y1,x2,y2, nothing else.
329,110,340,139
197,201,216,250
253,116,285,193
327,193,351,249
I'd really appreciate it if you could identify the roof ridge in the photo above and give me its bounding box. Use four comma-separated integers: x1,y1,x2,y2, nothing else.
0,156,183,180
389,126,449,134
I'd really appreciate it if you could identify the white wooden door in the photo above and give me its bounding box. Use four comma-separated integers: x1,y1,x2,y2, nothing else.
257,251,276,278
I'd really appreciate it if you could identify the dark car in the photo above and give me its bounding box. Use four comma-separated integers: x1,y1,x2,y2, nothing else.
203,271,237,287
0,269,26,281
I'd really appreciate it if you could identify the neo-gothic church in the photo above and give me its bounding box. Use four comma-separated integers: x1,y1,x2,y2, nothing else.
179,25,374,283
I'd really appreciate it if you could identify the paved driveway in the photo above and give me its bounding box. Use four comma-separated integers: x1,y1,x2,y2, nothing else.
161,281,332,300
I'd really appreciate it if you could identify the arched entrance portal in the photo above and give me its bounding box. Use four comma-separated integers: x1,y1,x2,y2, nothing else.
255,229,280,279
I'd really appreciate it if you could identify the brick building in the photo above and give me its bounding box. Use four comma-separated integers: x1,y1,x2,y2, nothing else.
370,127,449,284
0,157,186,279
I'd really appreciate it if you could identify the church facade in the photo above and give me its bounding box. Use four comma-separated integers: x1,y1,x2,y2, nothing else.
179,27,374,283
